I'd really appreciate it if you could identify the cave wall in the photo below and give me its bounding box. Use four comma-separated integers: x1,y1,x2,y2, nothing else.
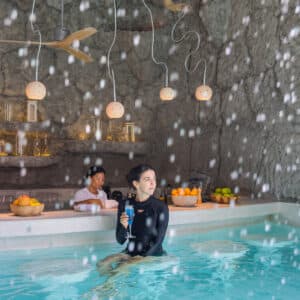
0,0,299,201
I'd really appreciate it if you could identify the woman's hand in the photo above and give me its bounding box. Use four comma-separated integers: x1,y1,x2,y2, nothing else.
120,212,129,229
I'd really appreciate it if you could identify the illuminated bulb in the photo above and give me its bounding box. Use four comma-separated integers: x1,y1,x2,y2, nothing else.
25,81,46,100
195,85,213,101
106,101,125,119
160,87,176,101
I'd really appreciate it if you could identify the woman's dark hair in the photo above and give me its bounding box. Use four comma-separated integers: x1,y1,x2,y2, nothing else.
126,164,155,189
86,166,106,178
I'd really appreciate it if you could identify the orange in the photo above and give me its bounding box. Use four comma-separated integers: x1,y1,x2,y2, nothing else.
190,188,198,196
171,189,178,196
184,187,191,196
177,188,185,196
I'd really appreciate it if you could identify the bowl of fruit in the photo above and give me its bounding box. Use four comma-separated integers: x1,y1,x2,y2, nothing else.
10,195,44,216
171,187,199,207
210,187,238,204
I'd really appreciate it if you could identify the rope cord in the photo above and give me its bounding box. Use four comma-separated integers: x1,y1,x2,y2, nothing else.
171,7,207,84
61,0,64,28
142,0,169,87
107,0,117,101
30,0,42,81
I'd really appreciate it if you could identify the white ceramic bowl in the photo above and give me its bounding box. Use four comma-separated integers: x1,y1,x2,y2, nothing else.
172,195,197,207
10,204,44,216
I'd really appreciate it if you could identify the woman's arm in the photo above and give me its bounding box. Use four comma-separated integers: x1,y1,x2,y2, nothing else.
116,201,128,245
73,199,104,208
73,189,106,208
145,204,169,256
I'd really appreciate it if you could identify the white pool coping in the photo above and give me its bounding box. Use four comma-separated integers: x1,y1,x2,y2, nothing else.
0,201,299,251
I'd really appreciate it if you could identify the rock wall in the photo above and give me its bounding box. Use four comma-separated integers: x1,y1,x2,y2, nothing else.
0,0,299,201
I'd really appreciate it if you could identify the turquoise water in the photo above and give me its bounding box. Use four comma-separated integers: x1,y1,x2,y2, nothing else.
0,221,299,300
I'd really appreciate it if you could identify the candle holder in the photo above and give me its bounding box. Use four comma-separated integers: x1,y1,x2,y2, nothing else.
32,133,41,156
0,139,8,156
40,134,51,156
123,122,135,142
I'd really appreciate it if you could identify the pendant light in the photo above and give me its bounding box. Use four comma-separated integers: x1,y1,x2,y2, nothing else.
195,62,213,101
25,0,46,100
171,6,213,101
142,0,176,101
105,0,124,119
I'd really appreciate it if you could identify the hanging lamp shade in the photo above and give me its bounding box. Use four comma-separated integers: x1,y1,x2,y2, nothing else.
106,101,125,119
25,81,47,100
195,84,213,101
160,87,176,101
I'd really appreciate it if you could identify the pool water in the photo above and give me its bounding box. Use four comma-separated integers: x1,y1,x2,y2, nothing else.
0,221,299,300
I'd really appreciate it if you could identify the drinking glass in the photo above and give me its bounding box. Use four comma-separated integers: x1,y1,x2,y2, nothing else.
125,204,135,239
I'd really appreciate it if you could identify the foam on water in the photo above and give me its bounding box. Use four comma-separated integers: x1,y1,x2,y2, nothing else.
242,234,295,248
190,240,248,259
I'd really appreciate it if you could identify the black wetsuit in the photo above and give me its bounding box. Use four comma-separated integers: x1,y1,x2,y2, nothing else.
116,196,169,256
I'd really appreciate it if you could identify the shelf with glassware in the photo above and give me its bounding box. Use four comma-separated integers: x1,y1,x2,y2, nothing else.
0,121,51,132
0,98,58,166
64,119,149,155
0,129,58,167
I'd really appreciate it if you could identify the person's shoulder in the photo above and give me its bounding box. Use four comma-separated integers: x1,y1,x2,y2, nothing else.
151,196,168,210
74,188,89,201
75,187,87,196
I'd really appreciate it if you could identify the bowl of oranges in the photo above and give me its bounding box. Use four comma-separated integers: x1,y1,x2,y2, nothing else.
10,195,44,216
171,187,199,207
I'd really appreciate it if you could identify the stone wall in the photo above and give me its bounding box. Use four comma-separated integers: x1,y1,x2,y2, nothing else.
0,0,299,201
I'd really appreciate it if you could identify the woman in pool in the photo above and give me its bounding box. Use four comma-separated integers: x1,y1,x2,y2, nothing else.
117,164,169,256
97,164,169,273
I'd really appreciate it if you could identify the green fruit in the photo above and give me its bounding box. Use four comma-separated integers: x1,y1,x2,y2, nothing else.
221,187,232,194
215,188,222,193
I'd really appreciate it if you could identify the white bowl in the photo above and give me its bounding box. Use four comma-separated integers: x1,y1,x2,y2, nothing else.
172,195,197,207
10,204,44,216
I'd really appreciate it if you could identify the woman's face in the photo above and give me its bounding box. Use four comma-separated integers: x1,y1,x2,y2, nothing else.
133,169,156,198
90,172,105,189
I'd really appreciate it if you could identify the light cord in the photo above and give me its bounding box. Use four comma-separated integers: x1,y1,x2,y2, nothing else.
171,7,207,84
107,0,117,101
112,69,116,101
30,0,42,81
61,0,64,28
142,0,169,87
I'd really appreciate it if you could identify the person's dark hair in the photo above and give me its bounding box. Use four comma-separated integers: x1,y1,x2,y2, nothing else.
126,164,155,189
86,166,106,178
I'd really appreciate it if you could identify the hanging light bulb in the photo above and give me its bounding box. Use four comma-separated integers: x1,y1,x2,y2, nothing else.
106,101,125,119
160,87,176,101
25,1,46,100
25,81,46,100
195,84,213,101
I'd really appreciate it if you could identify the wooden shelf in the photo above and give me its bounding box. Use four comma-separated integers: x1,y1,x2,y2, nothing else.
63,140,149,155
0,156,61,168
0,121,51,132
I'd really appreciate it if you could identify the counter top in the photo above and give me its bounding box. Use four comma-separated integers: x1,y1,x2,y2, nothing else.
1,201,293,251
0,203,229,221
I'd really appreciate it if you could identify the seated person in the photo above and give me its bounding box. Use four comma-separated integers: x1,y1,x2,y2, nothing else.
73,166,118,211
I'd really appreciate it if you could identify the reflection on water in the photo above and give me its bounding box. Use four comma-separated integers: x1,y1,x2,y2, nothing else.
85,255,180,300
20,258,92,300
0,222,299,300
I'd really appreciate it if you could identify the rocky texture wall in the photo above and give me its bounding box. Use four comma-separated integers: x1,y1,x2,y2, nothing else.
0,0,299,201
